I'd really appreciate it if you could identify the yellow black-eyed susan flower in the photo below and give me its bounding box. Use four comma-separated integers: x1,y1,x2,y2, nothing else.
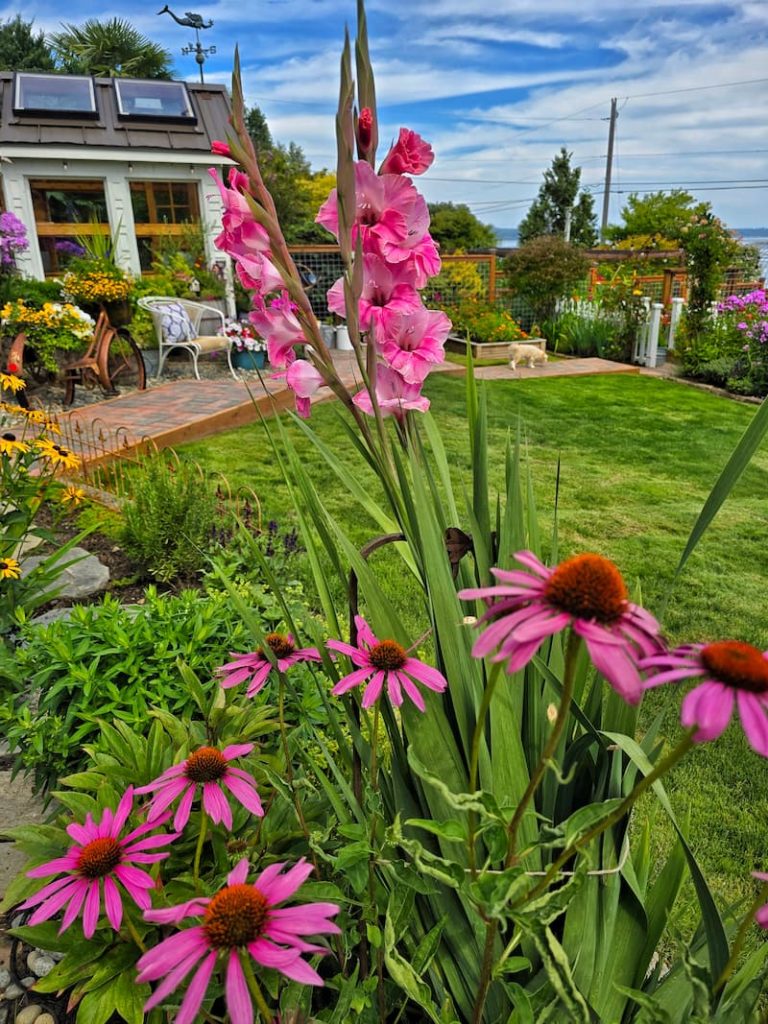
0,373,26,393
35,438,80,471
0,433,29,456
60,484,85,506
0,557,21,579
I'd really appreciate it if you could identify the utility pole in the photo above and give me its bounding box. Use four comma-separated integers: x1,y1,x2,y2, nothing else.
600,97,618,242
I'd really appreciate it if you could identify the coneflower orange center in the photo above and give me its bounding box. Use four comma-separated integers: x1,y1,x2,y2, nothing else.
701,641,768,694
263,632,295,659
368,639,407,672
543,553,627,624
185,747,228,783
77,837,122,878
203,884,269,948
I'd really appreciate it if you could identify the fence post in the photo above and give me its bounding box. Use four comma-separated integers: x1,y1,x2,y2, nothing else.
633,297,651,365
646,302,663,367
488,254,497,304
668,297,684,350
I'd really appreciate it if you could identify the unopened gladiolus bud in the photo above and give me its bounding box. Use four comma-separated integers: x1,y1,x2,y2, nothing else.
357,107,374,156
211,139,232,158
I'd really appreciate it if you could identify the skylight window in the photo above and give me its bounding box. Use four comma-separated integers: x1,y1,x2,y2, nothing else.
14,74,97,117
114,80,195,122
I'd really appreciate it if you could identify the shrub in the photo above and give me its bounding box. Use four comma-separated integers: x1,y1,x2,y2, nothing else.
448,301,527,343
121,454,221,582
504,235,589,322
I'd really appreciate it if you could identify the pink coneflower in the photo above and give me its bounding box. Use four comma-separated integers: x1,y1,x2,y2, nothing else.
459,551,662,704
20,788,175,938
328,614,447,711
752,872,768,926
137,858,340,1022
642,641,768,756
217,632,322,699
135,744,264,831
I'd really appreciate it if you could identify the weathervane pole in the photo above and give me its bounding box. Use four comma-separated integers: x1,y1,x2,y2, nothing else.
157,6,216,84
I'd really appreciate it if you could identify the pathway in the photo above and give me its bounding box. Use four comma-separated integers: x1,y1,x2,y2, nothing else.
52,353,638,464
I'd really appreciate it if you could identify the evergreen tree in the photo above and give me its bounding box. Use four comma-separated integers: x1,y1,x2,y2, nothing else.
245,105,273,154
0,16,55,72
518,148,597,247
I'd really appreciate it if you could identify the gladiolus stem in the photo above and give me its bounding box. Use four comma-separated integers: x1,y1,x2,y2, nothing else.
505,630,581,868
713,881,768,994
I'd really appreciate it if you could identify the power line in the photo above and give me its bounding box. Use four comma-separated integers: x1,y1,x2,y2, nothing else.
622,76,768,100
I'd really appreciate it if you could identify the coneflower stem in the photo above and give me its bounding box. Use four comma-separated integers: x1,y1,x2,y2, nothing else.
193,810,208,891
241,951,274,1021
714,881,768,994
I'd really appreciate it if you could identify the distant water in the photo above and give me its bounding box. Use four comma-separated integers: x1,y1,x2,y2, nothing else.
493,229,768,279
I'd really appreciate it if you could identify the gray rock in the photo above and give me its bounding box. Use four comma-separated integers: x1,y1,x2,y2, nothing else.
48,952,65,962
35,1016,55,1024
21,976,36,988
0,967,9,988
28,608,76,628
21,547,109,600
0,1006,7,1024
3,982,24,999
27,953,55,979
15,1007,44,1024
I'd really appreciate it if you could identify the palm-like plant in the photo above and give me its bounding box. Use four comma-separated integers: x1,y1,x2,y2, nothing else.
49,18,173,79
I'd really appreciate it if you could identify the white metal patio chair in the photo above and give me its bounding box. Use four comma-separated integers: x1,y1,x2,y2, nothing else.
137,297,238,380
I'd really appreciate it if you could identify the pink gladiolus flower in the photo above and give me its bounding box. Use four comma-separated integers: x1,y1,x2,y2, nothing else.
211,139,232,159
357,106,374,155
380,128,434,176
328,614,447,711
460,552,662,704
137,858,340,1023
316,162,429,254
382,230,441,288
641,641,768,756
328,252,421,332
378,307,451,384
286,359,325,418
249,296,305,368
752,872,768,926
352,364,430,419
135,744,264,832
20,788,175,939
218,632,322,699
234,251,284,296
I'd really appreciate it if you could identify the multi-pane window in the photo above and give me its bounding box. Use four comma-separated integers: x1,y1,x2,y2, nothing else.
14,73,97,117
129,181,200,270
29,179,108,274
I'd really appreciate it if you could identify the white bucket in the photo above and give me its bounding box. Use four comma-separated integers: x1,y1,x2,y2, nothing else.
335,325,353,351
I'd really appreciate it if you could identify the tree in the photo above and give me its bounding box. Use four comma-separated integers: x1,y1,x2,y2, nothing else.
505,235,589,322
49,19,173,79
0,16,55,71
605,190,709,244
518,148,597,247
427,203,497,253
245,105,272,154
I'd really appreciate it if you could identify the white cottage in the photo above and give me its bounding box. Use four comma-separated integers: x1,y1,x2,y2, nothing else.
0,70,233,308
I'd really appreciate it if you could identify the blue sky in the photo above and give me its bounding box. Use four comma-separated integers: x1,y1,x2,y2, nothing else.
10,0,768,229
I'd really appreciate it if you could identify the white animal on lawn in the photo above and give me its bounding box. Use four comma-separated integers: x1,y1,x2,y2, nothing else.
509,343,548,370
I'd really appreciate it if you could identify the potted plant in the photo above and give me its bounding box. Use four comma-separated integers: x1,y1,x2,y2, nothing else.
1,299,94,374
61,260,134,326
224,319,267,369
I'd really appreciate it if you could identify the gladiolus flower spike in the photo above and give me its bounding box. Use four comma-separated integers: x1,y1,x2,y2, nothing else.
137,858,340,1024
460,551,662,705
328,614,447,711
20,788,176,938
642,641,768,757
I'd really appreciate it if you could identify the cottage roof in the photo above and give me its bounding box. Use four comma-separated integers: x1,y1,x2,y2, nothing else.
0,72,231,154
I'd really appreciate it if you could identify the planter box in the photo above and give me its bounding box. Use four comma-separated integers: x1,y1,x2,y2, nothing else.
446,335,547,360
232,349,266,370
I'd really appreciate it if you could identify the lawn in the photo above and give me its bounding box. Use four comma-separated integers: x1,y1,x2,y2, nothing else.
183,371,768,917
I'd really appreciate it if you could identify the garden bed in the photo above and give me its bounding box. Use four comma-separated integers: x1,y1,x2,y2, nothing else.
445,334,547,360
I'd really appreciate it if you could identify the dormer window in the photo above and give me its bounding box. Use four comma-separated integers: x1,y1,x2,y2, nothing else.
14,73,97,117
114,80,195,122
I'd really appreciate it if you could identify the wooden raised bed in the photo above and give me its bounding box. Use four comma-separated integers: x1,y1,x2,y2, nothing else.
445,335,547,360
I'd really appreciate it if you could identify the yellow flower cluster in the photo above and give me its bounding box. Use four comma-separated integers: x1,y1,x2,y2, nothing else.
1,300,94,340
0,401,60,433
34,437,81,471
63,270,132,303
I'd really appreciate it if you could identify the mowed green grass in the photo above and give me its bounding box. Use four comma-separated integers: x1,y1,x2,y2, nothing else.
183,372,768,914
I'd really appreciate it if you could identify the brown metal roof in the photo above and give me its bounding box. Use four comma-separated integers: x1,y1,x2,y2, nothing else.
0,72,231,153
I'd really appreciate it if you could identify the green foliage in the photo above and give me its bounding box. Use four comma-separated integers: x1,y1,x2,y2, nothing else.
505,236,590,322
518,148,597,247
427,202,498,252
0,587,258,789
423,254,485,307
121,454,223,583
0,15,55,71
553,309,620,358
50,18,174,78
680,212,742,335
4,275,62,306
607,190,708,244
447,301,527,343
